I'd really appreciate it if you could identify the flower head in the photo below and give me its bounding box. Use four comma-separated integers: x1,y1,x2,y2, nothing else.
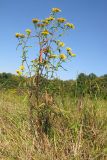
25,29,31,35
41,29,49,36
58,41,65,47
57,18,66,23
15,33,21,38
66,47,72,52
59,54,67,60
20,65,25,71
46,16,55,21
15,33,25,38
16,70,22,76
32,18,40,23
52,8,61,13
71,53,76,57
56,40,65,47
67,50,76,57
65,23,75,29
42,19,50,25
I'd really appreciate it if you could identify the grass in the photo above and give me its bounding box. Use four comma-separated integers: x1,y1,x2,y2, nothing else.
0,90,107,160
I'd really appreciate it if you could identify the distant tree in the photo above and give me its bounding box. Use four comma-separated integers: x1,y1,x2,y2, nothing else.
76,73,88,97
88,73,97,79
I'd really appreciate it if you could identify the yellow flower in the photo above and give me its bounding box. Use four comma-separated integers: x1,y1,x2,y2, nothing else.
52,8,61,13
59,54,67,60
42,19,50,25
71,53,76,57
57,18,66,23
67,51,76,57
25,29,31,35
46,16,55,21
15,33,25,38
15,33,21,38
58,42,65,47
65,23,75,29
32,18,40,23
20,65,25,70
16,70,22,76
66,47,72,52
49,54,58,58
41,30,49,36
67,49,76,57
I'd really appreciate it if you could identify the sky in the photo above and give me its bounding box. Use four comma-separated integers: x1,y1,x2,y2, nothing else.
0,0,107,80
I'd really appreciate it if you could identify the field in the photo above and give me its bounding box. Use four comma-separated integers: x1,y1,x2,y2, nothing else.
0,90,107,160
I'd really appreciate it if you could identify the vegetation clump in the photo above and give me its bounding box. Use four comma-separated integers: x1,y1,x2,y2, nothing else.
15,7,76,146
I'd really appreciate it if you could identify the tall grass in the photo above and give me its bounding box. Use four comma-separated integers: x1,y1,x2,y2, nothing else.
0,90,107,160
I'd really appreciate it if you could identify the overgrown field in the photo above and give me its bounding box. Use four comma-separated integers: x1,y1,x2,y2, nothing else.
0,90,107,160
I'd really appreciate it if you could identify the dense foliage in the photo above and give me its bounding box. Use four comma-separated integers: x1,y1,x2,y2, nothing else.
0,72,107,99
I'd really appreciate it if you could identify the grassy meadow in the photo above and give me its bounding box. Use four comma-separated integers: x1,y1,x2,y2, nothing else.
0,90,107,160
1,0,107,159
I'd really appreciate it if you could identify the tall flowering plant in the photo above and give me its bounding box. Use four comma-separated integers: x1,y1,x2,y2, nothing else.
15,8,76,135
16,8,75,79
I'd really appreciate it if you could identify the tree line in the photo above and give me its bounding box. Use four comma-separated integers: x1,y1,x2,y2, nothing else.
0,72,107,99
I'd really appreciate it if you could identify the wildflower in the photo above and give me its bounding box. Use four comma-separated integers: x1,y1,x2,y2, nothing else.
46,16,55,21
57,18,66,23
42,19,50,25
59,54,67,60
65,23,75,29
41,29,49,36
20,65,25,70
58,41,65,47
71,53,76,57
49,54,58,58
16,70,22,76
52,8,61,13
32,18,40,23
25,29,31,35
67,50,76,57
66,47,72,52
15,33,25,38
15,33,21,38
